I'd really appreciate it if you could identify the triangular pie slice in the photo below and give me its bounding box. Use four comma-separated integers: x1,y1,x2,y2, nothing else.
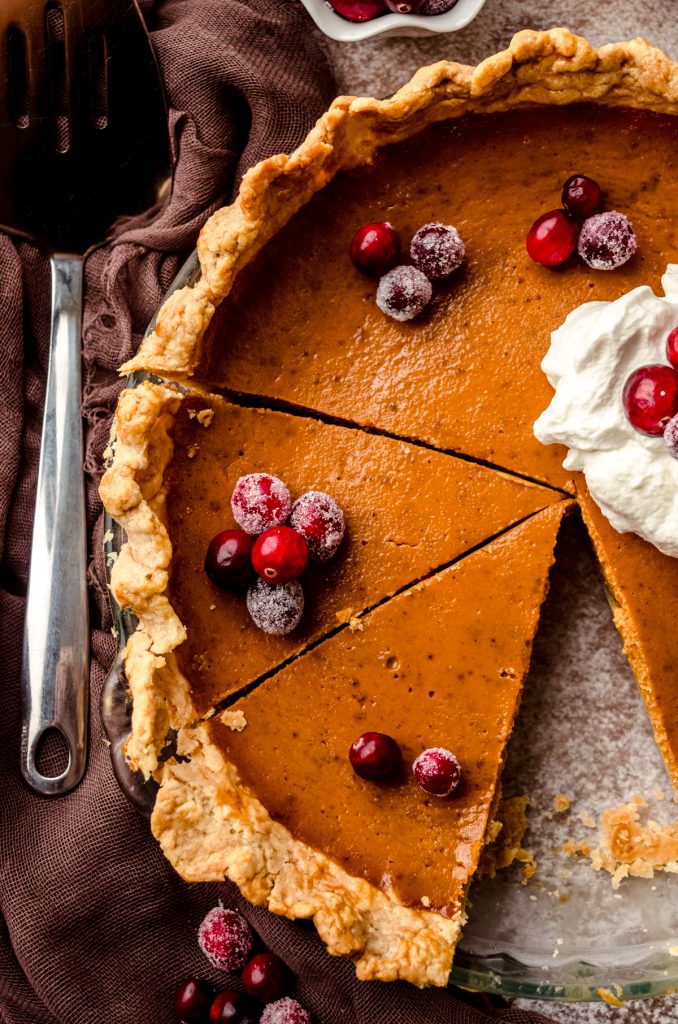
152,501,570,987
101,380,563,776
578,485,678,789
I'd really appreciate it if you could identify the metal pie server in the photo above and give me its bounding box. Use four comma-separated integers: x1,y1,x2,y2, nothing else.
0,0,171,795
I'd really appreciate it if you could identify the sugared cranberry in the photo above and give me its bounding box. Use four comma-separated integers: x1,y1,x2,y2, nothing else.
246,578,304,635
410,222,465,280
252,526,308,584
204,530,255,590
260,997,312,1024
623,364,678,437
175,978,214,1023
666,327,678,369
350,222,401,277
385,0,423,10
209,991,251,1024
376,265,432,321
561,175,603,220
198,906,254,971
413,747,461,797
578,211,637,270
526,209,579,267
328,0,386,20
242,953,289,1003
418,0,458,10
289,491,345,561
665,415,678,460
349,732,402,781
231,474,291,535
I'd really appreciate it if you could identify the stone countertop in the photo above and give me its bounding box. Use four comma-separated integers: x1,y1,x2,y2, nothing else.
321,3,677,1022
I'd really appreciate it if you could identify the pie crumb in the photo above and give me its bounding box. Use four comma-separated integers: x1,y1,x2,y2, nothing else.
553,793,571,813
187,444,199,459
597,987,625,1008
578,809,596,829
669,946,678,957
197,408,214,427
477,795,536,882
219,710,247,732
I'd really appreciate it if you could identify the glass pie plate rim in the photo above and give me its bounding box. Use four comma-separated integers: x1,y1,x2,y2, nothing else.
103,250,678,1007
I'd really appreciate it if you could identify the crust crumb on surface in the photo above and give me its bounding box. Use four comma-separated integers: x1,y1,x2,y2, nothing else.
597,986,625,1008
151,717,463,987
553,794,571,814
477,795,536,883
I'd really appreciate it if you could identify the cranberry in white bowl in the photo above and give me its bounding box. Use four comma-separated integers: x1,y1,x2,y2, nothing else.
299,0,486,41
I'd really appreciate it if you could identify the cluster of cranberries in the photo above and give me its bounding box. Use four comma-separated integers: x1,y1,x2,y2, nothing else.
526,174,637,271
349,731,462,797
175,906,312,1024
204,474,345,636
350,220,465,322
623,325,678,458
327,0,458,23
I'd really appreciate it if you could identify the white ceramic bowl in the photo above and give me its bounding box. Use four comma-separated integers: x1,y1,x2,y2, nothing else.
300,0,487,40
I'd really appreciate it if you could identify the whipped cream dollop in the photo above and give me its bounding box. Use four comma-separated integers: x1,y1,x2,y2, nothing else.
534,265,678,557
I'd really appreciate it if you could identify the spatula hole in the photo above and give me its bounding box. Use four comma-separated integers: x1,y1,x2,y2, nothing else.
35,727,71,779
88,32,108,129
46,3,71,153
7,28,29,128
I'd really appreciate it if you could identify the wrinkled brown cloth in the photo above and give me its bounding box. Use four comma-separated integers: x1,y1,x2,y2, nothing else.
0,1,556,1021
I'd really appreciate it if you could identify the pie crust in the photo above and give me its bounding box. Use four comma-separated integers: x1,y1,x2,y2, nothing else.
99,30,678,988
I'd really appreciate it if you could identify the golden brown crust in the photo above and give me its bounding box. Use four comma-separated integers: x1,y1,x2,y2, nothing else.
121,30,677,380
152,717,463,987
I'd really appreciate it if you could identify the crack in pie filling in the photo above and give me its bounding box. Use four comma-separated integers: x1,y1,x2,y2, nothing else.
100,31,678,986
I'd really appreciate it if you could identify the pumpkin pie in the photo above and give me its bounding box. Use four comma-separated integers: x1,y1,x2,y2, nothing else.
100,30,678,987
152,503,569,986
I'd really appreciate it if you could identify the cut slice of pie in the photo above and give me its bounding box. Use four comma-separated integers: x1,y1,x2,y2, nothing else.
101,380,562,775
578,485,678,789
152,501,570,987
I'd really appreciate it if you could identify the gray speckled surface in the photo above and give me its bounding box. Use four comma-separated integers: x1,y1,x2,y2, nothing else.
320,4,678,1020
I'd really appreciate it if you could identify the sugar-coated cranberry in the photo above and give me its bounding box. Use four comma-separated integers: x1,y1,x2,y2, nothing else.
665,415,678,460
204,529,255,590
666,327,678,369
350,222,401,277
376,265,432,322
289,491,345,561
260,997,313,1024
174,978,214,1023
349,732,402,781
577,211,637,270
252,526,308,584
246,578,304,635
198,906,254,971
231,474,292,535
385,0,423,10
526,209,579,267
418,0,458,10
410,222,465,281
623,364,678,437
561,175,603,220
209,991,252,1024
328,0,387,20
413,747,461,797
242,953,289,1003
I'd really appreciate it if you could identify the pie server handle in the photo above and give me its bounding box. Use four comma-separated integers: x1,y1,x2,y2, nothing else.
20,255,90,796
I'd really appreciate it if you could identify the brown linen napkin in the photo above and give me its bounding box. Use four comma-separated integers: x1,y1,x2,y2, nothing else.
0,1,555,1021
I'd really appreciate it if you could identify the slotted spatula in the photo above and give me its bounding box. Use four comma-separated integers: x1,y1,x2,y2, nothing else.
0,0,171,795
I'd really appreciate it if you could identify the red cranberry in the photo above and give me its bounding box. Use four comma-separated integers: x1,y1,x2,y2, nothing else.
413,747,461,797
409,222,465,280
174,978,214,1023
198,906,254,971
526,209,579,267
252,526,308,584
418,0,458,10
561,175,603,220
578,211,637,270
242,953,289,1003
204,530,254,590
209,991,251,1024
289,491,345,561
385,0,423,10
376,265,432,321
349,732,402,781
260,997,312,1024
665,415,678,460
328,0,386,20
623,364,678,436
350,222,401,277
666,327,678,369
246,578,304,635
231,474,291,536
